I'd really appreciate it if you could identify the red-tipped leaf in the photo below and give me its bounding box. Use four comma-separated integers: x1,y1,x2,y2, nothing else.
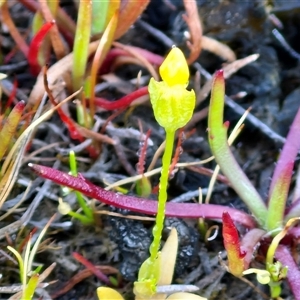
0,101,25,161
28,20,55,76
222,211,246,276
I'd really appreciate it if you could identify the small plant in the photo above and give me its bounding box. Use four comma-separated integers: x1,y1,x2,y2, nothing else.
207,70,300,298
6,215,56,299
98,229,206,300
58,150,94,225
133,47,200,298
29,50,300,299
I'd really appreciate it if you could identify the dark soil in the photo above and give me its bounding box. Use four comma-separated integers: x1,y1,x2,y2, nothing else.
1,1,300,299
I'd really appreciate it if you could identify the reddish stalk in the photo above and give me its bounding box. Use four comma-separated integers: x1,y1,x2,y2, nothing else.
94,86,149,110
42,67,97,157
42,66,81,140
50,265,119,299
28,21,55,76
137,128,151,175
17,228,37,253
169,128,184,177
72,252,111,285
100,47,163,75
28,163,257,228
275,245,300,300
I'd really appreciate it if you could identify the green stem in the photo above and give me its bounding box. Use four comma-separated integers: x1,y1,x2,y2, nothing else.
149,129,175,265
72,0,92,91
68,210,92,224
69,151,93,222
91,0,108,35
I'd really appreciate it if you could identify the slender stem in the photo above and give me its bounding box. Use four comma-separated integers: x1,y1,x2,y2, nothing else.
149,130,175,265
208,70,267,227
69,151,93,221
29,163,257,228
68,210,92,224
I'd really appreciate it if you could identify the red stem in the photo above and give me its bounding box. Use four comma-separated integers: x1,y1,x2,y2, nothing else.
275,245,300,300
100,47,163,75
28,20,55,76
94,86,149,110
72,252,110,285
29,163,256,228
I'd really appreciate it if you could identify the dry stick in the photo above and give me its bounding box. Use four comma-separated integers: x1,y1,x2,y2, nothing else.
50,266,119,299
182,0,202,64
113,137,136,176
76,125,116,145
113,42,159,80
28,40,101,107
201,36,236,62
136,19,174,48
1,2,29,56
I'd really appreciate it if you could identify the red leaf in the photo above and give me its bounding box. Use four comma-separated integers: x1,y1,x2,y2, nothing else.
94,86,148,110
28,20,55,76
222,211,246,276
28,163,257,228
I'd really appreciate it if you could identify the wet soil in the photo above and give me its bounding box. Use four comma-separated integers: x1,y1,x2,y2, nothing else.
1,0,300,299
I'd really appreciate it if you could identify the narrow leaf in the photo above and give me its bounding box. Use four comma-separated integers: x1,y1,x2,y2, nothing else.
72,252,110,284
28,164,256,228
267,104,300,231
208,70,267,227
0,101,25,161
72,0,92,91
28,20,55,75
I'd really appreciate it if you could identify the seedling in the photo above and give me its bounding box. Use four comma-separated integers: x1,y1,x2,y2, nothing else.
134,47,196,296
98,229,206,300
208,70,300,298
7,215,56,299
58,151,94,225
29,50,300,299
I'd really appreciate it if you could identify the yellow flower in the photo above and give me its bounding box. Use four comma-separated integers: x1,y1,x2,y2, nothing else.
159,47,189,86
148,47,195,132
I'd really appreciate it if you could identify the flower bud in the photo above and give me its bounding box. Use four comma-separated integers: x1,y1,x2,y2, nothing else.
148,47,195,132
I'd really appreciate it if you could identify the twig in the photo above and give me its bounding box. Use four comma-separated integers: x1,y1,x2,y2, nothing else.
50,265,119,299
272,28,300,61
1,3,29,57
201,36,236,62
182,0,202,64
113,137,136,176
136,19,174,48
38,0,67,59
